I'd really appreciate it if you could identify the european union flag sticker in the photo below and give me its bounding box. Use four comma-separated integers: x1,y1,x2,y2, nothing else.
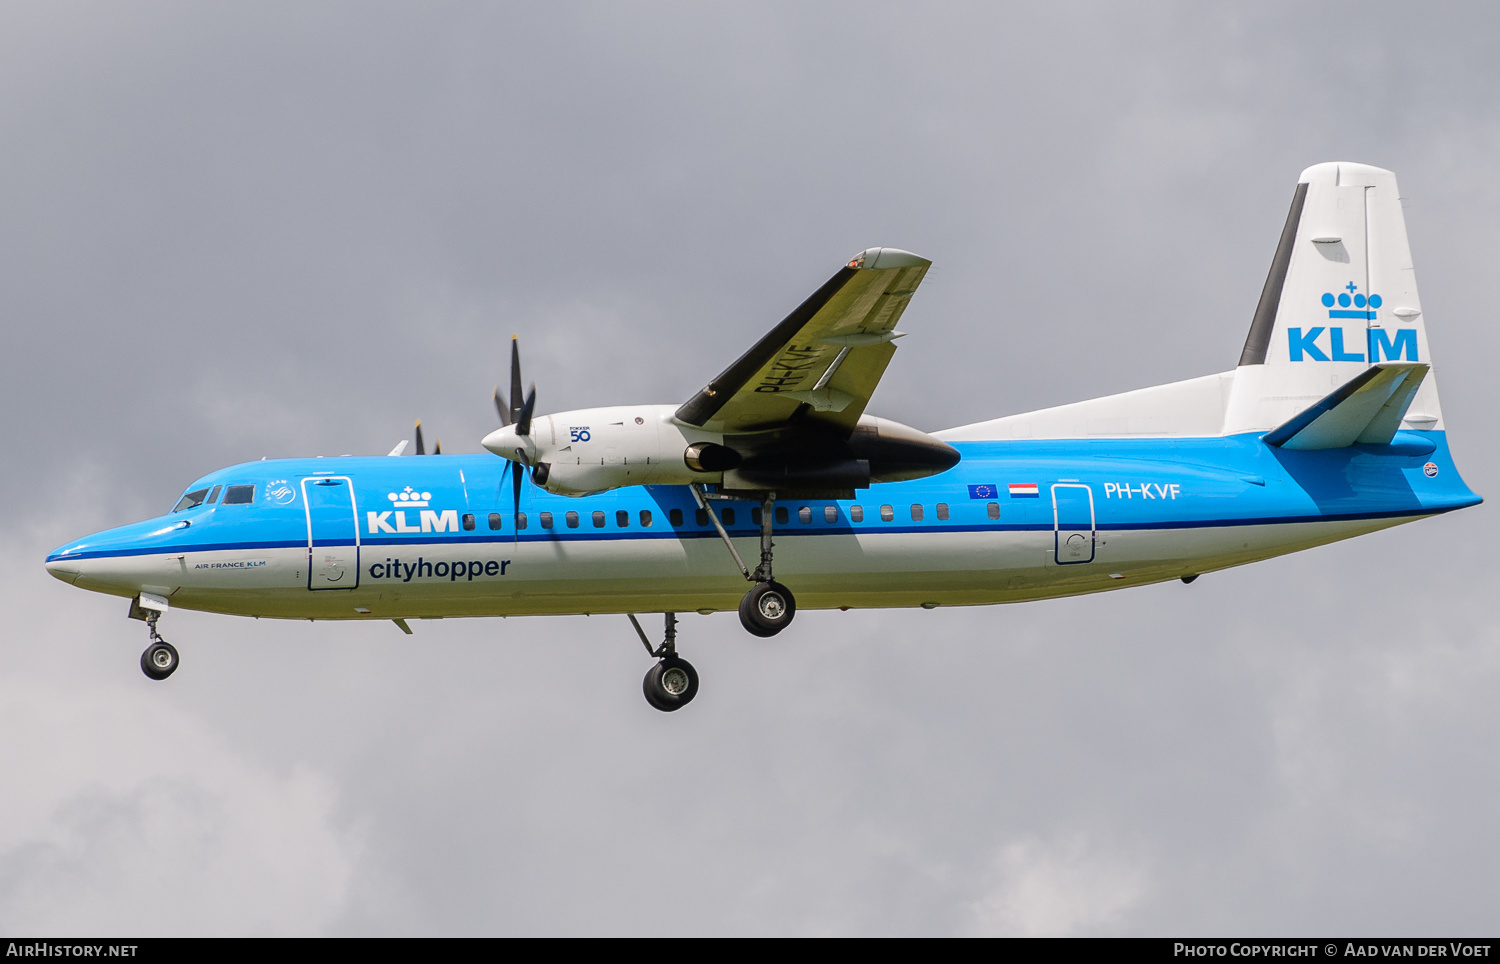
967,484,998,499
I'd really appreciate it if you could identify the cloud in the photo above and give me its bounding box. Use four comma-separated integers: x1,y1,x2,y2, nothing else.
966,834,1150,936
0,677,361,936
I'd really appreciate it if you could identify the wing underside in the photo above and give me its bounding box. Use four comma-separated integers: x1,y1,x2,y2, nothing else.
675,247,932,436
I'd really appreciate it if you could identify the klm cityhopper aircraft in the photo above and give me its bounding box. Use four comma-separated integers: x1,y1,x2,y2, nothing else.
46,162,1480,711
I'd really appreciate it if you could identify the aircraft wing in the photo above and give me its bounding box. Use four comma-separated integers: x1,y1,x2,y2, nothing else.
674,248,932,435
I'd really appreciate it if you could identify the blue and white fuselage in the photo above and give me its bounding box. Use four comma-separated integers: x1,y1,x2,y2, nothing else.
44,430,1477,619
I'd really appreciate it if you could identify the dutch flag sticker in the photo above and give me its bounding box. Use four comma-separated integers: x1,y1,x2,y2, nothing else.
1008,483,1040,498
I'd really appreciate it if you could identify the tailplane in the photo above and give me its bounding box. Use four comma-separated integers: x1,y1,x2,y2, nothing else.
1261,362,1428,449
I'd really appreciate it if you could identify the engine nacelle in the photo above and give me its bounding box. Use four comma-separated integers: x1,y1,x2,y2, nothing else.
482,404,727,496
481,407,959,497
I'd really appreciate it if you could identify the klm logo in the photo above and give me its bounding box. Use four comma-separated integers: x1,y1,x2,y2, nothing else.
366,485,459,534
1288,283,1418,363
1323,282,1381,319
367,509,459,534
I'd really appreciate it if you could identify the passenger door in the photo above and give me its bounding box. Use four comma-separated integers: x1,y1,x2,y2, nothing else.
1051,483,1095,565
302,476,360,590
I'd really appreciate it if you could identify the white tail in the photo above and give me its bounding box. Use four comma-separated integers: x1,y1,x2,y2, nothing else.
1224,162,1442,435
939,162,1445,444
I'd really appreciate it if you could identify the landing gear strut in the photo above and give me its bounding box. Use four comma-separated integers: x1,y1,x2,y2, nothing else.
139,611,179,681
630,612,699,712
691,486,797,637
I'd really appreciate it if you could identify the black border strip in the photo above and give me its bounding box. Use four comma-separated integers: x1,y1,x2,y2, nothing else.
1239,181,1309,366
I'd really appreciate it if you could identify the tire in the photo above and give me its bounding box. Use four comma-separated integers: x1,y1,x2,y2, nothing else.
642,656,699,712
738,581,796,637
140,641,179,681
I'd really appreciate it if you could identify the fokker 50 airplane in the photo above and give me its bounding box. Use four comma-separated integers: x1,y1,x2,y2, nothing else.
45,162,1480,710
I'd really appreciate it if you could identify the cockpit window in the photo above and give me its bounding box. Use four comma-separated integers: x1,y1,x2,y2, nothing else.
222,484,256,505
172,488,211,513
207,485,222,505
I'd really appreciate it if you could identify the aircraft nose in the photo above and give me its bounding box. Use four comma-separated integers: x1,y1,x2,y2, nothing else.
44,556,81,585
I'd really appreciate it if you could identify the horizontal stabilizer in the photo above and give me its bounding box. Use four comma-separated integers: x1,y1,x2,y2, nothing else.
1262,363,1428,450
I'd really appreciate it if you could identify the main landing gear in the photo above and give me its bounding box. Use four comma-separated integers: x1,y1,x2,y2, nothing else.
630,612,699,712
139,611,179,681
691,486,797,638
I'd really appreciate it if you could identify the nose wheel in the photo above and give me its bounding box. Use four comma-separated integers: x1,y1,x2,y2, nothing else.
643,656,699,711
628,612,699,712
139,611,179,680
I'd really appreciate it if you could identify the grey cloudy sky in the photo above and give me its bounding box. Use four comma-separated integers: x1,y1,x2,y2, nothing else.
3,1,1499,935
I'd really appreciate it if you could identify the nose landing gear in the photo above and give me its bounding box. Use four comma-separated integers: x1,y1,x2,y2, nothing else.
629,612,699,712
139,611,179,681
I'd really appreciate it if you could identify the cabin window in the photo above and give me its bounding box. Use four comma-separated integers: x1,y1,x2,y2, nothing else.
721,507,735,526
987,502,1000,520
222,484,255,505
566,511,579,528
798,506,812,524
825,505,838,523
593,511,606,528
206,485,222,505
775,506,788,525
936,503,949,521
880,505,894,522
172,488,210,513
669,508,683,527
695,508,709,526
462,513,476,531
516,512,528,530
850,505,864,522
910,504,924,521
751,507,762,526
488,513,502,530
616,510,629,528
540,512,554,529
640,509,653,527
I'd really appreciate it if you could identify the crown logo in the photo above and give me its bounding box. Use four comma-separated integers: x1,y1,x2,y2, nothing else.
388,486,431,508
1321,282,1382,320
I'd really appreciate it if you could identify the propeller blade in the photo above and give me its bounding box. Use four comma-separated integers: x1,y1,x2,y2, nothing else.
493,385,510,426
512,452,524,519
414,420,425,456
516,384,537,437
509,336,524,426
434,439,442,455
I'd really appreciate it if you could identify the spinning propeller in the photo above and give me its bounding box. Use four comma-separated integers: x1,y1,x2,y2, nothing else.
490,336,539,518
396,337,539,526
412,420,440,456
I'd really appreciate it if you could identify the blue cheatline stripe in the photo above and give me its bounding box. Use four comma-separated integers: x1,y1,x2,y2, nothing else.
48,505,1459,561
50,539,307,560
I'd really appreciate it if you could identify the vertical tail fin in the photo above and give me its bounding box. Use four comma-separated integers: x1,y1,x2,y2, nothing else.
1224,162,1443,436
